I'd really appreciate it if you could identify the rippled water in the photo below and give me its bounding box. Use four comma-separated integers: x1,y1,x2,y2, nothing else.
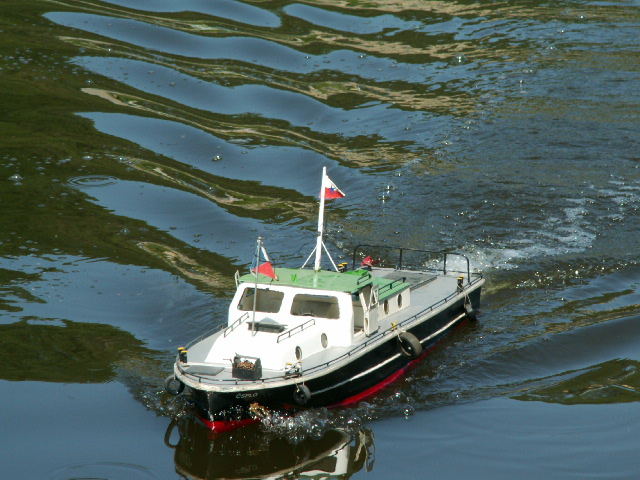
2,0,640,478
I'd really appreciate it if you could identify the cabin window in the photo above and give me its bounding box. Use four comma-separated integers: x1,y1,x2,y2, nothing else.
290,294,340,319
238,287,284,313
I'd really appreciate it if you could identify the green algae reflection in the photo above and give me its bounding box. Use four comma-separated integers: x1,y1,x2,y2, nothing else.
0,320,155,383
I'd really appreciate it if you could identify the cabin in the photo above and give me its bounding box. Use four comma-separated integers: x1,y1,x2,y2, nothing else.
204,267,411,372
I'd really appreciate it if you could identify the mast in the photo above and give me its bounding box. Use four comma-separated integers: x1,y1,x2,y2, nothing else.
301,167,343,272
251,236,262,334
313,167,327,271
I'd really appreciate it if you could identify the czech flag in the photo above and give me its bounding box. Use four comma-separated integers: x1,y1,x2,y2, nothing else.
252,261,277,280
323,173,345,200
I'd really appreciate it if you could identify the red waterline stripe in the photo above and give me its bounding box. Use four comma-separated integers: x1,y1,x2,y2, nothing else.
327,344,434,408
197,416,258,433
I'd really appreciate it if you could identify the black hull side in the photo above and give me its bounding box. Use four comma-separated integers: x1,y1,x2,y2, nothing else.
187,287,481,422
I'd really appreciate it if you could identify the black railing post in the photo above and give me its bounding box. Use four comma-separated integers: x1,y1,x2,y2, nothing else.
443,253,447,275
398,248,403,270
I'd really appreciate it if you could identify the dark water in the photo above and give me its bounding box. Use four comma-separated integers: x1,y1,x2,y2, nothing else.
2,0,640,478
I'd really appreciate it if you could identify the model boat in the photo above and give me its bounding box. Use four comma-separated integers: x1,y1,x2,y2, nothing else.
165,168,484,431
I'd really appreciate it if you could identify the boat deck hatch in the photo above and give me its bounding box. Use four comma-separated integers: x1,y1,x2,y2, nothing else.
183,365,224,377
247,319,287,333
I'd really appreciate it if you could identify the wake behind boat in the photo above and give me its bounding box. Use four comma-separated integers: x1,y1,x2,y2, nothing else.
165,168,484,431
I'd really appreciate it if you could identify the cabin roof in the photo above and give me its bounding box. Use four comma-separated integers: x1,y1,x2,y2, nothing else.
238,267,410,295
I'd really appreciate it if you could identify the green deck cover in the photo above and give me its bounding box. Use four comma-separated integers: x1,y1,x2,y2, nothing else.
238,267,410,296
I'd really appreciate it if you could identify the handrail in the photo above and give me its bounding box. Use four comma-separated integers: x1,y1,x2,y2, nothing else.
178,275,484,386
224,312,250,337
351,245,475,284
356,271,371,285
276,318,316,343
377,276,406,296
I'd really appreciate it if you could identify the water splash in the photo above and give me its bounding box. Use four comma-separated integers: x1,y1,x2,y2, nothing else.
67,174,118,188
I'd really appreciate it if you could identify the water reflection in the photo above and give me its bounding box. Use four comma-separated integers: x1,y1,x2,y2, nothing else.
515,359,640,405
0,320,153,383
164,416,375,480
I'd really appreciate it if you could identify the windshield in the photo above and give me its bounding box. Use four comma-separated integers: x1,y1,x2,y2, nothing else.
290,294,340,319
237,287,284,313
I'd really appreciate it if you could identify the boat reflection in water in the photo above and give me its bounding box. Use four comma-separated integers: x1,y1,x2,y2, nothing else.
164,415,375,480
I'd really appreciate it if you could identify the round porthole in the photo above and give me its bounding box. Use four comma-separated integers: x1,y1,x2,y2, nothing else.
321,333,328,348
384,300,389,315
295,346,302,360
397,294,403,308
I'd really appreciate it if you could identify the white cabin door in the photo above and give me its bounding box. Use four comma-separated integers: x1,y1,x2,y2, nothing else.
359,285,379,336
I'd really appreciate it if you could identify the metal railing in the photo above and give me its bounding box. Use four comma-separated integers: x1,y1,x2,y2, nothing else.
223,312,250,337
351,245,476,284
377,276,406,296
276,318,316,343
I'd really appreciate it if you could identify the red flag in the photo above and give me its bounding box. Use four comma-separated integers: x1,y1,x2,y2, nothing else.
323,174,345,200
252,261,277,280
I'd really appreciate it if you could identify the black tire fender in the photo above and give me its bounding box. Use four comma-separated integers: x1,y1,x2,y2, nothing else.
464,302,477,322
164,374,184,396
398,331,422,359
163,419,179,448
293,384,311,405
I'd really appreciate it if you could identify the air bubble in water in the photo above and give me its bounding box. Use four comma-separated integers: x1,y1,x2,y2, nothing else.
403,405,415,418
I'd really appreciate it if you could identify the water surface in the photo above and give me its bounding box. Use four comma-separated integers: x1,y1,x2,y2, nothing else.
1,0,640,478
